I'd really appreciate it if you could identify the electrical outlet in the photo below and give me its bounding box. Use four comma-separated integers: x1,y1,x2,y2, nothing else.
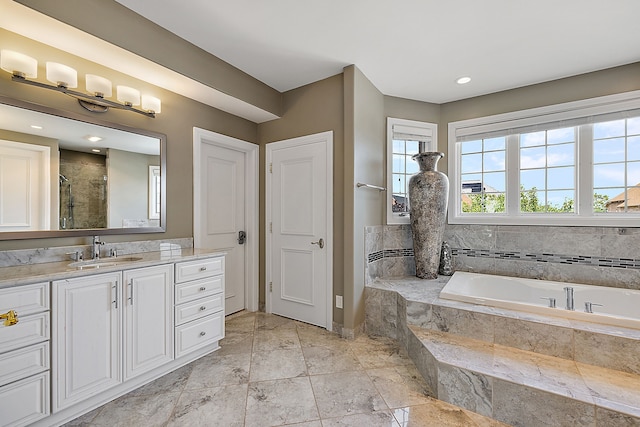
335,295,343,309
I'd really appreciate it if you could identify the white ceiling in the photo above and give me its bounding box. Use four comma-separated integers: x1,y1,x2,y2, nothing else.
115,0,640,104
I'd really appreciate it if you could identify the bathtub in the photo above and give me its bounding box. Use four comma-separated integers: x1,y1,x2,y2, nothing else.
439,271,640,330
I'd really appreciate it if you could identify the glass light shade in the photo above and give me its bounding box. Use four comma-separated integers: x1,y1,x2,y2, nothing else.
85,74,112,97
117,85,140,106
141,95,161,113
0,50,37,78
46,62,78,88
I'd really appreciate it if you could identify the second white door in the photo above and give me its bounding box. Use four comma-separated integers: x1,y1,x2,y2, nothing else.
267,132,333,329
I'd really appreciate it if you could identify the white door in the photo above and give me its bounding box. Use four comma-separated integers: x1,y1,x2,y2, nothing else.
0,139,50,231
52,272,121,411
123,264,173,381
267,132,333,329
193,129,259,315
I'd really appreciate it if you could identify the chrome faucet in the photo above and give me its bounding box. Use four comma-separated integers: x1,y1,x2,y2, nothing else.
92,236,105,260
584,302,604,313
564,287,574,311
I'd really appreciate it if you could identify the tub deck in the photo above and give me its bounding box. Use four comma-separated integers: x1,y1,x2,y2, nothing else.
365,276,640,426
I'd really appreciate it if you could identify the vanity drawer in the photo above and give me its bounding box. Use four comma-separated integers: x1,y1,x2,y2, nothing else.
0,371,50,427
175,312,224,358
174,276,224,304
0,342,49,387
175,257,224,283
0,312,49,354
0,282,49,316
175,294,224,326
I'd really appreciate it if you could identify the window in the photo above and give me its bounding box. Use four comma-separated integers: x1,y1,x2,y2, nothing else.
387,118,437,224
148,165,161,220
448,91,640,226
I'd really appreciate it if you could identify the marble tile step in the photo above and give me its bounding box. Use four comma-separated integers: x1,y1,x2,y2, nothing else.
378,277,640,375
408,325,640,426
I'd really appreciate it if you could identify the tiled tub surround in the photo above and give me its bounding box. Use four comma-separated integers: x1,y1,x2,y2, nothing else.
365,225,640,291
365,277,640,426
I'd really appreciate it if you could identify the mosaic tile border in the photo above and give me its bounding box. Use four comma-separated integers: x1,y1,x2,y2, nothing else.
367,247,640,270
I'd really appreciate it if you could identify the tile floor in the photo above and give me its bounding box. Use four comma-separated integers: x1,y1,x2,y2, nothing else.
66,312,506,426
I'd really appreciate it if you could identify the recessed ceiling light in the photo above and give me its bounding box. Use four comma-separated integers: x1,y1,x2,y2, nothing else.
456,76,472,85
85,135,103,142
91,149,101,153
30,124,43,129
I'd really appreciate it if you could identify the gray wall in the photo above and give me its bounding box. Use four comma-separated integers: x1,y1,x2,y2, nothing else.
258,73,345,322
345,66,385,332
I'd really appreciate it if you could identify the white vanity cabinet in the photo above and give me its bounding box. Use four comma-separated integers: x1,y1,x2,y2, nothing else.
52,264,173,412
122,264,173,380
0,282,50,427
174,257,225,357
52,272,122,412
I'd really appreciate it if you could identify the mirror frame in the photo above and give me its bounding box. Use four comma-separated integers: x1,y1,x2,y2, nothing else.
0,95,166,240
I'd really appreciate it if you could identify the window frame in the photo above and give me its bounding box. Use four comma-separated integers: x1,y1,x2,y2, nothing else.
448,90,640,227
387,117,437,224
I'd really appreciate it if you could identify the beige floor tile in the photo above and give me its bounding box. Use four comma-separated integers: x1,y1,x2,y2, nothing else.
253,327,301,352
310,371,388,419
349,335,412,369
391,399,481,427
255,312,298,331
167,384,247,427
297,323,350,350
245,377,319,426
89,391,180,427
368,365,434,409
302,345,362,375
219,327,254,350
250,347,308,382
185,352,251,389
321,410,401,426
127,364,193,397
63,313,486,427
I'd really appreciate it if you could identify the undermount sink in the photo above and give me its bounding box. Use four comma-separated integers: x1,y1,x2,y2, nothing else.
68,256,143,269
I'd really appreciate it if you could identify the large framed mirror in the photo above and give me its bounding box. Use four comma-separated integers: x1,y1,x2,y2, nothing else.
0,95,166,240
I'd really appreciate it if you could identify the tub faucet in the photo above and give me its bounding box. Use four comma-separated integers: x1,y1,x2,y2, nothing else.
92,236,105,260
564,287,574,311
584,302,604,313
540,297,556,308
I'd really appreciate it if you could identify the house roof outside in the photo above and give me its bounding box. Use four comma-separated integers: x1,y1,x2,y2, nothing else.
606,185,640,209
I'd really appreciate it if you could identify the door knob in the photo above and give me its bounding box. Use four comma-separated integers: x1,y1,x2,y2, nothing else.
238,230,246,244
311,238,324,249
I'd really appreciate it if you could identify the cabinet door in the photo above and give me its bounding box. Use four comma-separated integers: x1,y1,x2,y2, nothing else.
123,264,173,380
52,272,121,412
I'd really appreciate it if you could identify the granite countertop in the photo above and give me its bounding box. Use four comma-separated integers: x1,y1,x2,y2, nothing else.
0,248,225,289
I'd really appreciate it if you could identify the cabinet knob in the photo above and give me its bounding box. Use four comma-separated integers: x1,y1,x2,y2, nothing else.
200,306,206,311
0,310,18,326
200,266,207,271
200,331,206,337
199,286,206,291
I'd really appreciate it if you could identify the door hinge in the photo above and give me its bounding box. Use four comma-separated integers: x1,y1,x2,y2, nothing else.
269,163,272,173
269,281,273,292
269,222,272,233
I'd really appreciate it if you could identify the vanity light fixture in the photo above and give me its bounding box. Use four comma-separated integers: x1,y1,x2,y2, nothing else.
1,49,160,118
